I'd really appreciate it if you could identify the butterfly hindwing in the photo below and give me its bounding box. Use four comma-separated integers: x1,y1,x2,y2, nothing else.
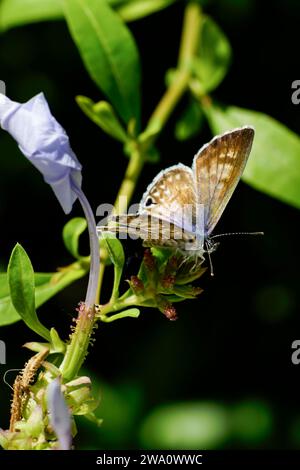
139,164,197,233
98,214,197,251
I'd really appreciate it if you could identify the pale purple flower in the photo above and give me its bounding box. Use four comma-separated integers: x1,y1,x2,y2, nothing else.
47,378,72,450
0,91,99,305
0,92,82,214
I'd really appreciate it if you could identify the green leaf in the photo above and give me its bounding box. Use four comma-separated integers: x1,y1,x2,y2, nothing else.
117,0,177,22
138,121,162,146
0,0,62,32
100,232,125,300
192,15,232,94
134,122,162,163
123,123,161,163
7,244,50,341
100,308,140,322
0,266,87,327
63,217,87,259
50,327,66,353
206,104,300,209
0,0,176,32
101,233,125,270
76,96,128,143
16,405,44,438
175,99,204,141
171,285,203,299
144,146,160,164
63,0,141,125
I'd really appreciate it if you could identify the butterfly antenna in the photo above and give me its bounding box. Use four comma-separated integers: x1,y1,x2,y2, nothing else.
211,231,264,240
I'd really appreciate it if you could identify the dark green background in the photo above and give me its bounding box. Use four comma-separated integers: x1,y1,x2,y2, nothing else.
0,0,300,449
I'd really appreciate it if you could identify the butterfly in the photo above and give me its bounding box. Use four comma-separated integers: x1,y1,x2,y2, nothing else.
98,127,255,263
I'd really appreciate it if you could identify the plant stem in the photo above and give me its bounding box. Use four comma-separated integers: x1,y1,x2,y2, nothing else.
59,182,100,381
96,148,143,304
146,69,190,134
96,2,202,304
114,149,144,214
59,302,95,381
178,1,202,69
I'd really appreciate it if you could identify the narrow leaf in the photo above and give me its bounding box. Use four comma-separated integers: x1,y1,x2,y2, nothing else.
100,232,125,300
0,0,62,32
117,0,177,22
207,104,300,209
76,96,128,143
0,0,176,32
50,328,66,353
63,0,141,124
7,244,50,341
0,266,87,327
100,308,140,322
192,15,232,94
100,233,125,270
175,99,204,141
63,217,87,259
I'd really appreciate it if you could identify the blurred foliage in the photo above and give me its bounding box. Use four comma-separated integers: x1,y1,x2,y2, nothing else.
254,285,296,322
207,105,300,209
64,0,141,125
75,372,144,449
75,390,274,449
231,400,273,446
139,402,231,449
0,0,178,32
192,15,232,94
139,399,273,449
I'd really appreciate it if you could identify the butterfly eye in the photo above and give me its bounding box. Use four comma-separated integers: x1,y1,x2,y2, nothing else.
145,197,155,207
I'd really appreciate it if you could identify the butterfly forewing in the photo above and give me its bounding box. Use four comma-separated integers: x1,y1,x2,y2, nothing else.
193,127,254,236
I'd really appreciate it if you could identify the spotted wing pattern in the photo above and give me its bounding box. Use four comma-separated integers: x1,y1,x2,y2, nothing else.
139,164,197,234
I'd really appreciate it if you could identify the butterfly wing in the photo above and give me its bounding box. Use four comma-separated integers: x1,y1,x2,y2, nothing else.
193,126,254,236
139,163,197,234
98,214,198,251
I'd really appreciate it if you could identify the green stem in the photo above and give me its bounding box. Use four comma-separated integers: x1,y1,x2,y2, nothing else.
146,69,190,135
96,2,203,304
59,303,95,381
178,1,202,69
114,149,144,214
100,294,138,316
96,149,143,304
59,181,100,381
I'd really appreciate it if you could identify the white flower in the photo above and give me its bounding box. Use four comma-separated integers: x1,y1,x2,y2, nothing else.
0,92,82,214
